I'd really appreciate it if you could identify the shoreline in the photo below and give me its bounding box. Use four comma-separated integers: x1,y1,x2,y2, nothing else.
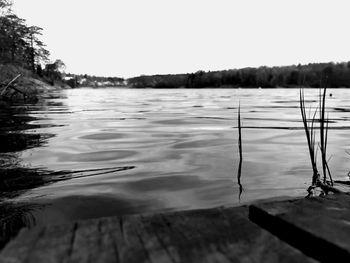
0,64,70,107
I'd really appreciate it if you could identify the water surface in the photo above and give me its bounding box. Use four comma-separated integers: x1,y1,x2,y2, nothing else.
4,88,350,225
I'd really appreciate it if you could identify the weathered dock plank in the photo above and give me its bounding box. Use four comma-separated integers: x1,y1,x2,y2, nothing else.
0,223,75,263
0,206,316,263
250,193,350,263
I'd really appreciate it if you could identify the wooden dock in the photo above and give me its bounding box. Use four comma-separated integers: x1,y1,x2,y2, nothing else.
1,193,350,262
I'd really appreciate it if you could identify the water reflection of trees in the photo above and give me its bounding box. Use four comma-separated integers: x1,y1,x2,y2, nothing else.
0,105,56,248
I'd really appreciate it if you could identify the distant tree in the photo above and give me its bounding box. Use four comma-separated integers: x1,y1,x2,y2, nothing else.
66,77,78,88
25,26,49,71
44,59,66,83
0,14,26,63
36,64,43,77
288,70,300,85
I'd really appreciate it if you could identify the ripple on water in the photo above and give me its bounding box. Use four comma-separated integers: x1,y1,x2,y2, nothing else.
11,88,350,226
172,138,228,149
59,150,137,162
152,118,192,126
80,133,126,140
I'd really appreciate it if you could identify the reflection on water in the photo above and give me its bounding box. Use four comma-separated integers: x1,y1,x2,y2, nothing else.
0,103,139,244
237,104,243,201
2,88,350,227
0,105,52,247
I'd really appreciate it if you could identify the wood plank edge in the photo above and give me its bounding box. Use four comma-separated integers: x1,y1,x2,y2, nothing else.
249,204,350,263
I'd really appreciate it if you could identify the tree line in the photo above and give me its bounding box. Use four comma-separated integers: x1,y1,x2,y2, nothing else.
0,0,65,84
0,1,48,71
128,62,350,89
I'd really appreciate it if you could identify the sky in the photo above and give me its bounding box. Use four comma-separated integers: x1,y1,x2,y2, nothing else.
13,0,350,78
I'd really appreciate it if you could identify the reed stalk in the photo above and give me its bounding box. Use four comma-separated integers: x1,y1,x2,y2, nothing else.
319,87,333,186
237,103,243,199
300,88,319,185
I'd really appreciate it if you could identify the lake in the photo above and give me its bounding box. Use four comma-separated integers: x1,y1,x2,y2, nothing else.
2,88,350,225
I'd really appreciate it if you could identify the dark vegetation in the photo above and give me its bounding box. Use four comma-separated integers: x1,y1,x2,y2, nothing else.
0,0,68,93
0,202,42,249
0,0,48,72
128,62,350,89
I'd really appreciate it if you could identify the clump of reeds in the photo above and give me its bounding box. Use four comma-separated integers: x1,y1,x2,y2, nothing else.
300,87,341,196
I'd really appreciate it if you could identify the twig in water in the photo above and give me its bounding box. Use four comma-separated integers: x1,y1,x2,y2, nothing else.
0,74,21,96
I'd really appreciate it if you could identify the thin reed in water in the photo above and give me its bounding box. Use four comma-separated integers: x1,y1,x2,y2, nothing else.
237,103,243,200
300,88,319,184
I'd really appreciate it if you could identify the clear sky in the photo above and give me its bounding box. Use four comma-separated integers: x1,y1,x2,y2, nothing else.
13,0,350,78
